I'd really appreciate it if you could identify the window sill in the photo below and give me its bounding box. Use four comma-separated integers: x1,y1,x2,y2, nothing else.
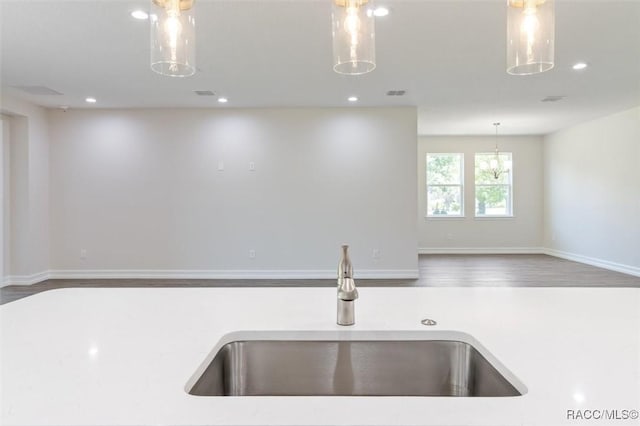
425,215,465,220
474,215,515,220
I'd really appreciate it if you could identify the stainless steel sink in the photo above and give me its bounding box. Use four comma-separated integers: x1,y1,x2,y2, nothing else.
187,333,524,397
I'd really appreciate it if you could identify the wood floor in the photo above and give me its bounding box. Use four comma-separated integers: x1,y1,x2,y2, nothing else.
1,254,638,305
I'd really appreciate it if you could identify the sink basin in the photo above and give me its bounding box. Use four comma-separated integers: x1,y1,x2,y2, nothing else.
187,331,524,397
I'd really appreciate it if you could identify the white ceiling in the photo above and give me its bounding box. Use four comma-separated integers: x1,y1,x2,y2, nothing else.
1,0,639,135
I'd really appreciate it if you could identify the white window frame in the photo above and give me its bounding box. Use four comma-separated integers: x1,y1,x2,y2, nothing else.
426,153,464,218
474,152,513,218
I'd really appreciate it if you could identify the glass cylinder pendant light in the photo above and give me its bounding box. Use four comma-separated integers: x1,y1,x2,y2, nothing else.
332,0,376,75
150,0,196,77
506,0,555,75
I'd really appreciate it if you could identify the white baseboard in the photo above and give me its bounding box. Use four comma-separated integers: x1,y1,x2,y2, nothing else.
49,269,419,280
419,247,639,277
2,269,419,287
2,271,50,287
418,247,545,255
543,248,640,278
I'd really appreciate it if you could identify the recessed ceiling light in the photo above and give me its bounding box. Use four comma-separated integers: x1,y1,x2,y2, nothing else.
373,7,390,17
88,345,99,358
131,10,149,20
218,97,228,103
85,97,97,103
572,62,588,70
348,96,358,102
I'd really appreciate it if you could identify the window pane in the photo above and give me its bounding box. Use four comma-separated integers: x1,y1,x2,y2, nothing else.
427,186,462,216
476,185,511,216
474,152,513,217
475,153,512,184
427,153,462,185
427,153,464,217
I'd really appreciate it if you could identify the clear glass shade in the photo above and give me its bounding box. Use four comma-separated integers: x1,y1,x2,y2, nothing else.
150,0,196,77
332,0,376,75
506,0,555,75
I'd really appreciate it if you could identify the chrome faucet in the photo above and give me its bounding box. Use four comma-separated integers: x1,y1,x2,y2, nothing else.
337,244,358,326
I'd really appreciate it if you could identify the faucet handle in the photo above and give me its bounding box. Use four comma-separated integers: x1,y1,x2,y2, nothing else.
337,277,358,301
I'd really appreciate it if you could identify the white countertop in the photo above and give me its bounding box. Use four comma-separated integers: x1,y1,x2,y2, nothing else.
1,287,639,426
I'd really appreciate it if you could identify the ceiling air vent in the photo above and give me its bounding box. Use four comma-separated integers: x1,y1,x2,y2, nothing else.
13,86,63,96
386,90,406,96
194,90,216,96
541,95,566,103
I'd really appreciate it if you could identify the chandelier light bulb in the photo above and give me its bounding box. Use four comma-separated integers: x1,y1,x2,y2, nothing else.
345,6,360,53
521,6,540,60
165,14,183,71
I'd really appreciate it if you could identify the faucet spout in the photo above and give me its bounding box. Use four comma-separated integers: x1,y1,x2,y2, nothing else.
337,245,358,326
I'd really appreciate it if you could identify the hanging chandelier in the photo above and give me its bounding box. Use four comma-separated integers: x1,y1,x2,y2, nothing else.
506,0,555,75
486,123,512,179
331,0,376,75
150,0,196,77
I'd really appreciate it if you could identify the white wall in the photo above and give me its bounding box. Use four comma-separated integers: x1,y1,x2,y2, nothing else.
0,96,50,284
418,136,544,251
49,107,418,278
0,116,7,283
544,106,640,274
9,117,31,277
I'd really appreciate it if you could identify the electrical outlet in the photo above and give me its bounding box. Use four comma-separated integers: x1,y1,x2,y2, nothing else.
249,161,255,171
248,249,256,259
80,249,87,260
217,161,225,171
446,233,453,241
372,249,381,260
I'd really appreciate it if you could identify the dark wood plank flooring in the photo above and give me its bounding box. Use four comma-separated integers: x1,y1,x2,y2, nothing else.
1,254,638,305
